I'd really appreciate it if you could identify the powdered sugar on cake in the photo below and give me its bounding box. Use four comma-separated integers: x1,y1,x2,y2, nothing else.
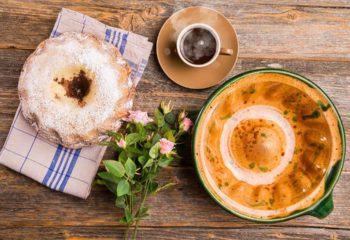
18,32,133,148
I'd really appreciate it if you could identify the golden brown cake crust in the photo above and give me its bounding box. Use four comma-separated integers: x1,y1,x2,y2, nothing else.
18,32,134,149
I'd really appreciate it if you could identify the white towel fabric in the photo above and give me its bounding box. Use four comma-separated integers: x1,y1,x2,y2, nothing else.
0,8,153,199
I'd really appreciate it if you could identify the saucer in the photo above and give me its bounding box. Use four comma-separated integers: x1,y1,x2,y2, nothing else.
156,6,239,89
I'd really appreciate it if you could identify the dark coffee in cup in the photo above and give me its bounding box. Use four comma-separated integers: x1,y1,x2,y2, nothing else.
177,23,233,68
180,28,217,65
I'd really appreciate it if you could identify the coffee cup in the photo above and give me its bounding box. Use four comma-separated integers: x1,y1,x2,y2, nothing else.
176,23,233,68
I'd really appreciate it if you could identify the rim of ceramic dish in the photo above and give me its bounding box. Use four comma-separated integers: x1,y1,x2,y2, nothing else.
192,68,346,223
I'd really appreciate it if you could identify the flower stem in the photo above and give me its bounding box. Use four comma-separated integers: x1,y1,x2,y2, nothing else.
132,179,150,240
124,224,130,240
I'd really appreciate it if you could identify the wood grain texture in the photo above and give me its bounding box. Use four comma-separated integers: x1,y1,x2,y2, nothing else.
1,0,350,60
0,166,350,229
0,226,348,240
0,0,350,239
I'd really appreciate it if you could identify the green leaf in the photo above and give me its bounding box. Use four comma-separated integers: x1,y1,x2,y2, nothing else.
125,146,144,156
149,142,160,159
135,123,147,138
119,216,128,224
145,122,157,131
143,170,157,181
126,133,140,145
164,112,176,125
143,158,154,168
138,156,147,165
164,130,175,142
152,133,161,145
106,131,122,140
118,151,128,163
147,181,158,194
155,109,165,127
136,207,149,219
117,179,130,197
104,181,118,195
99,141,119,151
97,171,120,184
95,179,106,185
125,158,137,178
159,157,172,167
132,183,143,194
104,160,125,178
125,208,133,223
115,196,126,208
144,142,152,149
160,126,171,134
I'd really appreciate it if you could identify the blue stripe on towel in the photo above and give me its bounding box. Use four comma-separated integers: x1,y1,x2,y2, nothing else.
51,30,61,38
53,148,74,190
119,33,129,55
50,12,62,38
126,60,138,80
104,28,112,42
49,148,72,188
115,32,121,47
59,149,81,192
42,145,63,185
111,30,116,44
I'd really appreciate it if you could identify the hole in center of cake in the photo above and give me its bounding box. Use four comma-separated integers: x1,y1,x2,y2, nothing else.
54,70,92,107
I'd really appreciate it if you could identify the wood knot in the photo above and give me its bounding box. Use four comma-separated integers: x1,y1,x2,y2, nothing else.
282,9,301,22
118,6,165,31
287,12,297,20
141,6,165,20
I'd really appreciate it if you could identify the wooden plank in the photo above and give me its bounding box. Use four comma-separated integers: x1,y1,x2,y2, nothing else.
227,0,350,7
0,164,349,229
0,49,349,169
0,1,349,239
0,1,350,60
0,226,348,240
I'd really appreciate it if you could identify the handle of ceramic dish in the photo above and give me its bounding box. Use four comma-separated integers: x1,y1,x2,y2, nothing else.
219,48,234,56
307,193,334,219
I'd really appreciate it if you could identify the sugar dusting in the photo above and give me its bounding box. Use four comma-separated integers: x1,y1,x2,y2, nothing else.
20,33,129,137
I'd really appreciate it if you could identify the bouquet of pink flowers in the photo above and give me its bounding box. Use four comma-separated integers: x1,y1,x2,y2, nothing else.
96,101,192,240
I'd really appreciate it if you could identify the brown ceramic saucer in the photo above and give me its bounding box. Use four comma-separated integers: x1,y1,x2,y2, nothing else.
156,6,239,89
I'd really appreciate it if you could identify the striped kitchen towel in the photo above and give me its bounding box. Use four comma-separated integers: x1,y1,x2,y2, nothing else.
0,8,153,199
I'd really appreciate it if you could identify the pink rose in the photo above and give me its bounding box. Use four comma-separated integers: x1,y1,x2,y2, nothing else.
116,139,126,149
123,110,153,125
159,138,175,155
181,117,193,132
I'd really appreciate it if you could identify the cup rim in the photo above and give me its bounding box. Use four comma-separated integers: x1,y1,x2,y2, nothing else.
191,68,346,223
176,23,221,68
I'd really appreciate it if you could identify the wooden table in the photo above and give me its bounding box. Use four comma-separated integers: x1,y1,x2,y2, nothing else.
0,1,349,239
